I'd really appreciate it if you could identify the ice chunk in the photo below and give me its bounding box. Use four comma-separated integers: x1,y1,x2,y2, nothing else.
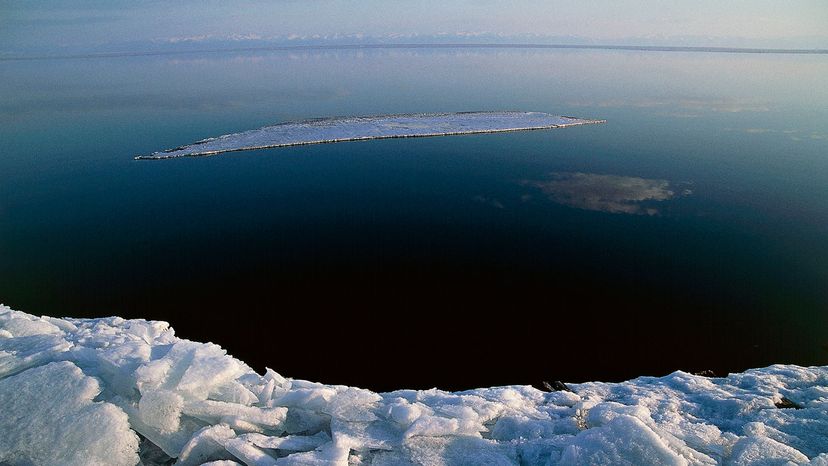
135,357,174,393
404,414,485,439
224,437,277,466
546,389,582,407
0,309,72,378
43,315,79,333
1,314,63,336
559,414,689,465
730,435,809,465
0,361,139,465
331,418,401,451
326,386,382,421
400,436,516,466
271,386,338,411
585,402,653,428
274,443,350,466
210,380,260,405
385,399,425,426
177,344,249,399
177,424,237,466
239,431,331,452
184,399,288,430
136,112,605,159
0,332,72,378
117,397,205,458
138,389,184,433
282,407,331,435
490,415,560,441
133,340,250,403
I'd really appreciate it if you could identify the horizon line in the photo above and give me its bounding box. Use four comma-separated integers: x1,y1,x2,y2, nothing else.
2,42,827,62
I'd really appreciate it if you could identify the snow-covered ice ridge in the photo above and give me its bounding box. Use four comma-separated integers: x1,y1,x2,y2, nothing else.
136,112,604,160
2,306,827,466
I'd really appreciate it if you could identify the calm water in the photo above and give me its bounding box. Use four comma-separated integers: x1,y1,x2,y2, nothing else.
1,48,827,390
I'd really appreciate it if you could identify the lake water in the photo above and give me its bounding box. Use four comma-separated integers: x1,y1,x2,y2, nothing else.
1,47,826,391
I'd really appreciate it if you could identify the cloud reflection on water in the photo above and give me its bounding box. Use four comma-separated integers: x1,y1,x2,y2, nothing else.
724,127,828,142
567,97,771,115
522,172,684,215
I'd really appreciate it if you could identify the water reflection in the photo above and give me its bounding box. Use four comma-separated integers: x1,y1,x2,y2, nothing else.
472,195,505,209
567,97,771,115
725,127,828,142
522,172,685,215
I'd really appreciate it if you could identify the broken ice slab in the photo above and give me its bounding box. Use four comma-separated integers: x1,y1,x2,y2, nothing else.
136,111,605,160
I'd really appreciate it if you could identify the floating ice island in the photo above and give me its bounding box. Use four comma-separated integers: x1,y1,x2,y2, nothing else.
136,112,605,160
1,305,827,465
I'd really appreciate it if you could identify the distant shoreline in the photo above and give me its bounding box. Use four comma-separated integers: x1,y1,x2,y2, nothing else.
3,42,827,62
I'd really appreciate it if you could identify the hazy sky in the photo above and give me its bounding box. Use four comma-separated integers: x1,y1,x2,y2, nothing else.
2,0,827,52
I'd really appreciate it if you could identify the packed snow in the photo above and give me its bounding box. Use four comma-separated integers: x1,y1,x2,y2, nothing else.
1,305,827,465
136,112,604,159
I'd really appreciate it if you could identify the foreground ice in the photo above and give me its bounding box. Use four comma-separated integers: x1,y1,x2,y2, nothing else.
136,112,604,159
1,305,827,465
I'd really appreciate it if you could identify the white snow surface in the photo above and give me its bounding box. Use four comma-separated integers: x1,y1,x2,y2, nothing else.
1,305,827,465
136,112,604,159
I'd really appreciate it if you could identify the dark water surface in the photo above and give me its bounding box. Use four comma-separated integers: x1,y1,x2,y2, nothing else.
1,48,827,391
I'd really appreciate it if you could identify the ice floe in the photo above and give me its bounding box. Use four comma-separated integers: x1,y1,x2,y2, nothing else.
136,112,604,160
1,304,827,465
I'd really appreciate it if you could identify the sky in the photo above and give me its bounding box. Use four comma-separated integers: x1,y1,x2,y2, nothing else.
2,0,827,54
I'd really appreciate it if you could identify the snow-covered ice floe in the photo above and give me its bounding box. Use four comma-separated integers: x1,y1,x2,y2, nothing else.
1,305,827,465
136,112,604,160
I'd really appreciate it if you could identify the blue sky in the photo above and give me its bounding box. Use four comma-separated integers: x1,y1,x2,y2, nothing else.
2,1,827,53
